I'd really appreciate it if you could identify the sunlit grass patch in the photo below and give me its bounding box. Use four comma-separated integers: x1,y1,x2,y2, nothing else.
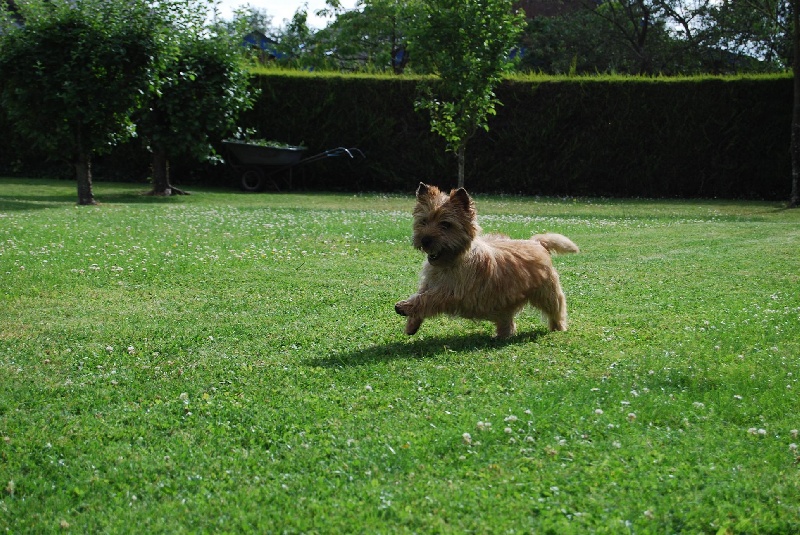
1,179,799,532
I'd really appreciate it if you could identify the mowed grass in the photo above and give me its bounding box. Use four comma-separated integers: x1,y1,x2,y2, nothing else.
1,178,799,533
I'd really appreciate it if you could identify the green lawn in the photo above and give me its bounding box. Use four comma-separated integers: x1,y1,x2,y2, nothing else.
1,178,799,533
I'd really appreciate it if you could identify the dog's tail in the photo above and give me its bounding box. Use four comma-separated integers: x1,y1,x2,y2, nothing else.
532,233,579,255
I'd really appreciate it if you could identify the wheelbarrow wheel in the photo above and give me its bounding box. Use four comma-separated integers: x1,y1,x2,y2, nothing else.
240,167,265,192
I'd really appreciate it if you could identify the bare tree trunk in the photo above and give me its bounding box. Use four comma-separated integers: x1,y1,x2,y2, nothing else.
792,0,800,207
146,146,189,196
75,151,96,206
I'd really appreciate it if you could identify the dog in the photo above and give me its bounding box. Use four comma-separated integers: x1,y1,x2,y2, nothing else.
394,183,579,338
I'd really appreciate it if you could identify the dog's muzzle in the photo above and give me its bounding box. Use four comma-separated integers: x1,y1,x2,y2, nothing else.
416,235,441,263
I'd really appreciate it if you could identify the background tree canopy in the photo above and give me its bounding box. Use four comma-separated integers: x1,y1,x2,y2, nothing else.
246,0,793,76
0,0,161,204
0,0,254,203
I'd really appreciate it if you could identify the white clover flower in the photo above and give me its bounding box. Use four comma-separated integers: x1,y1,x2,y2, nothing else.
789,443,797,452
791,429,798,439
364,385,373,392
595,409,604,415
504,415,518,423
748,427,758,435
462,433,472,445
627,413,637,422
504,427,513,434
127,346,135,355
692,402,705,409
476,421,492,431
106,346,114,353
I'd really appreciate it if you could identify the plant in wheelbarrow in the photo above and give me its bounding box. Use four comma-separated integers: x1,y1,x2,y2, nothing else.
137,9,255,197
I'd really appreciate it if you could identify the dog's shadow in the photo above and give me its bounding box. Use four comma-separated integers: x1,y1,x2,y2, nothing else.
306,328,548,368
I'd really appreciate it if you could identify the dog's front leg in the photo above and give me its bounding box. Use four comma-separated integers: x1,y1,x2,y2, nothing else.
404,316,423,335
395,291,446,335
395,294,424,334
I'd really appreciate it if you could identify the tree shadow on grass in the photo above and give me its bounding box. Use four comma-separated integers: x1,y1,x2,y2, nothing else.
306,328,548,368
0,189,188,211
0,198,60,211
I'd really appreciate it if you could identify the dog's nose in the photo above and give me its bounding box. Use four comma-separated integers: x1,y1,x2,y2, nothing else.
421,236,433,248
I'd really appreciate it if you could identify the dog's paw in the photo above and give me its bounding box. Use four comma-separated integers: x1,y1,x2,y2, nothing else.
405,317,423,335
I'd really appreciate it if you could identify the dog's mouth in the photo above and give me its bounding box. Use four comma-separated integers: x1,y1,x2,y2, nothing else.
421,245,460,265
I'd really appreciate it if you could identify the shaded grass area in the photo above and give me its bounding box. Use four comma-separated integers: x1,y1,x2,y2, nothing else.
1,179,799,532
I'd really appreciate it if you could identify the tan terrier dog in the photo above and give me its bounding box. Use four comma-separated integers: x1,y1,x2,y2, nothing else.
395,183,579,338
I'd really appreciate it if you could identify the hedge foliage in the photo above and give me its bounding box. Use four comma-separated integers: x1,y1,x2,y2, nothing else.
1,72,793,199
240,72,791,199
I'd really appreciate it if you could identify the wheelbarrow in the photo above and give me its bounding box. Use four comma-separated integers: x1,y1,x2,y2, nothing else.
222,140,364,192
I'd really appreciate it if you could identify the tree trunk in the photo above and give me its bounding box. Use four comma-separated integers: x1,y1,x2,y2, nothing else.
791,0,800,207
75,151,96,206
146,146,188,196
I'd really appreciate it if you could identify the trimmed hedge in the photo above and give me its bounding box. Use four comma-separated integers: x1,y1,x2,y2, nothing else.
239,73,791,199
1,72,793,199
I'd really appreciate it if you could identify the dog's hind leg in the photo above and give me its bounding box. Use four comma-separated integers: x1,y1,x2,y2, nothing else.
495,316,517,338
537,288,568,331
532,276,568,332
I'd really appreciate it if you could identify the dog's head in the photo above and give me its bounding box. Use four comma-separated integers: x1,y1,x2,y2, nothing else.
411,182,480,266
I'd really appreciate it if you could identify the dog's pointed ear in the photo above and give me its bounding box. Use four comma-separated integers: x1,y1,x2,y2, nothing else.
416,182,432,198
416,182,442,201
449,188,474,214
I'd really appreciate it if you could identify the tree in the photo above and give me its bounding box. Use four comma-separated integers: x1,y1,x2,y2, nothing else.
786,0,800,207
711,0,791,68
518,0,775,76
137,5,255,196
274,9,316,67
0,0,160,205
311,0,422,73
230,4,275,37
520,9,652,74
730,0,798,206
412,0,525,188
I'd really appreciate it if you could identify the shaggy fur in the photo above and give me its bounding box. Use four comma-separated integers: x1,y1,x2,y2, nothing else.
395,183,579,338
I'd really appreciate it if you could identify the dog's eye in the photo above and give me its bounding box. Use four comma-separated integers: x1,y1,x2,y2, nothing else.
439,221,452,230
